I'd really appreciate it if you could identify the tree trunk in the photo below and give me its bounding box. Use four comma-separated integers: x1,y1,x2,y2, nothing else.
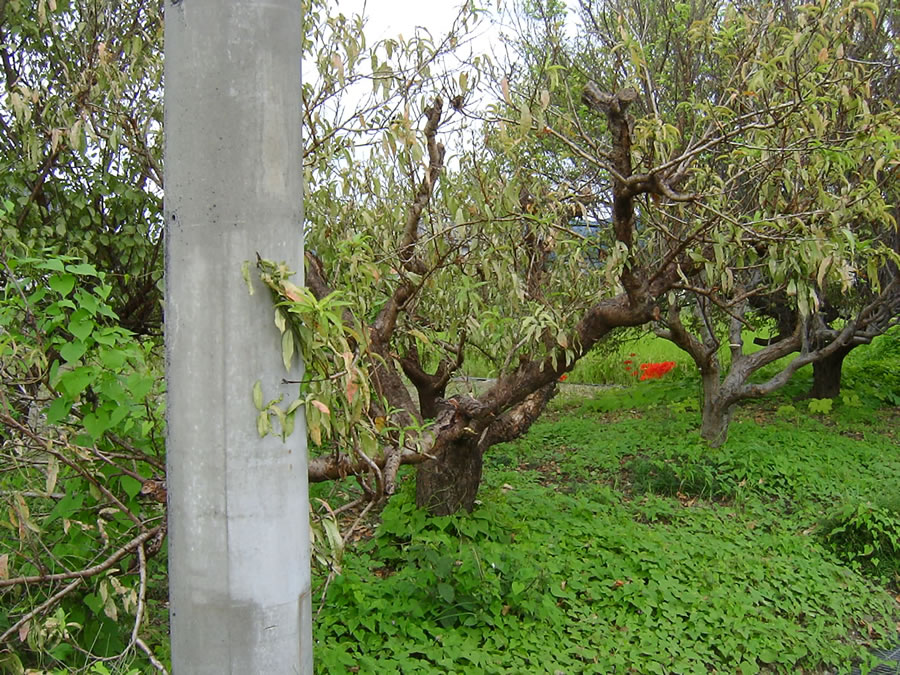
699,370,732,447
415,436,483,515
700,402,732,447
808,344,854,399
415,384,557,515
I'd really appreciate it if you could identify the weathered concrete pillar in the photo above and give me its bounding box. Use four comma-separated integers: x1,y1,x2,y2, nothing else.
164,1,312,672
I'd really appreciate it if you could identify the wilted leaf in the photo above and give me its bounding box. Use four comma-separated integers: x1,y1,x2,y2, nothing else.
282,330,294,371
46,456,59,496
256,411,270,437
310,400,330,415
252,380,264,411
346,378,358,404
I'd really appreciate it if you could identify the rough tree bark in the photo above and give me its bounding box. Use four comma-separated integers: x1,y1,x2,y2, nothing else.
809,344,854,399
661,281,899,446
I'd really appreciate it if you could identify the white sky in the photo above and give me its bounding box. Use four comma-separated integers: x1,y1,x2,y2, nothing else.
340,0,474,42
334,0,580,48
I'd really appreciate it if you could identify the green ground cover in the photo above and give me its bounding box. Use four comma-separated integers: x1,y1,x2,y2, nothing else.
312,335,900,674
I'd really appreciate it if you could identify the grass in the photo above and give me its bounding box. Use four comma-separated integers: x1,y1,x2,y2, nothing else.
312,343,900,674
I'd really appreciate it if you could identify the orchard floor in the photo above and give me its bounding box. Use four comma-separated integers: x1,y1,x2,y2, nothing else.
312,378,900,674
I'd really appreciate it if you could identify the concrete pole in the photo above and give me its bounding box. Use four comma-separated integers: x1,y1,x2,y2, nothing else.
163,1,312,672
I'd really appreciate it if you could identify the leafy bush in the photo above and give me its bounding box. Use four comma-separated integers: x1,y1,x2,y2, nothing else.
821,497,900,587
841,329,900,407
0,252,167,671
625,455,737,501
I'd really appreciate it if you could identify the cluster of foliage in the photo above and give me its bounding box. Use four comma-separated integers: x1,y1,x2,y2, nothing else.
0,252,167,671
1,0,168,669
313,355,900,673
0,0,164,335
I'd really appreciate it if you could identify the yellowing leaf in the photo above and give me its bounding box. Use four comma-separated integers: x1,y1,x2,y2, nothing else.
252,380,264,411
518,100,532,134
310,400,330,415
816,255,832,289
282,281,304,302
281,330,294,371
309,419,322,446
331,53,345,85
256,411,269,437
46,456,59,496
408,328,430,344
241,260,253,295
863,7,877,30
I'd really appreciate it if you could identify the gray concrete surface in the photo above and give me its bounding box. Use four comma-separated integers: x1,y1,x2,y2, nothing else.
164,1,312,672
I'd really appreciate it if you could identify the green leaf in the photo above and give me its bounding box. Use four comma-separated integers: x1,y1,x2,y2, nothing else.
84,593,104,616
120,475,142,500
82,411,110,439
46,397,71,424
257,410,270,437
65,263,97,276
437,582,455,603
126,372,153,399
37,258,66,272
69,319,94,342
58,366,97,397
759,648,777,663
48,273,76,297
99,346,127,370
58,340,87,363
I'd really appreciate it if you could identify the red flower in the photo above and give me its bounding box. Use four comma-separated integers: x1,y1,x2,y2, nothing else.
638,361,676,380
559,374,567,381
624,360,633,365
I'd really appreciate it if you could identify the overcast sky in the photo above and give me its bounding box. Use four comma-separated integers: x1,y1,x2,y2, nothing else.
338,0,487,42
334,0,580,47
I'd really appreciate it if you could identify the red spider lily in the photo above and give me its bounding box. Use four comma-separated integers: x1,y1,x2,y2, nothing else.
638,361,676,380
559,374,567,381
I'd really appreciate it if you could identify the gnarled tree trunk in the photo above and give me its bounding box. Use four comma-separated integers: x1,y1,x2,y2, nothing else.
415,383,557,514
699,368,733,447
808,344,854,399
416,437,483,515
